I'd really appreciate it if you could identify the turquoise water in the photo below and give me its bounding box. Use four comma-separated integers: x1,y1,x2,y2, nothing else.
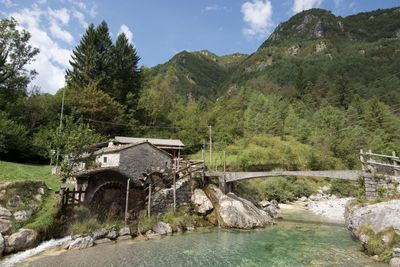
21,211,385,267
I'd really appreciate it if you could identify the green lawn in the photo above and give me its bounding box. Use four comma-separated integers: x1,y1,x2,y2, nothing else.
0,160,58,189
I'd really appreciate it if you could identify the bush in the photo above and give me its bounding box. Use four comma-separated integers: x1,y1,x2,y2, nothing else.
69,218,101,235
328,180,359,197
137,215,157,234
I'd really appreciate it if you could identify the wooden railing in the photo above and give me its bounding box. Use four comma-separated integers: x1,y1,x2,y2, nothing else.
61,188,85,208
360,149,399,177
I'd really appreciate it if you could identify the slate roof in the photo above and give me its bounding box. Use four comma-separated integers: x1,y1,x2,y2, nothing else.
115,136,184,149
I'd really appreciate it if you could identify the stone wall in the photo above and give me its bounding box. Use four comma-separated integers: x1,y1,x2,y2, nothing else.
151,178,191,213
119,143,172,180
364,174,400,199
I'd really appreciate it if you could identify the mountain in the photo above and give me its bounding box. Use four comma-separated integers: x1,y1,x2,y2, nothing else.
145,7,400,106
144,50,247,100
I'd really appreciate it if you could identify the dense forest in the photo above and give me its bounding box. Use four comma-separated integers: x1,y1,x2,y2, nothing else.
1,7,400,174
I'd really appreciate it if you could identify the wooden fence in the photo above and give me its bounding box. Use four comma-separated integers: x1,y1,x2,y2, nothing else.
360,149,400,177
61,188,85,207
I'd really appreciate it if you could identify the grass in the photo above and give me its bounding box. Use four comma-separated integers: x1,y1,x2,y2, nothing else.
0,160,57,189
0,160,61,238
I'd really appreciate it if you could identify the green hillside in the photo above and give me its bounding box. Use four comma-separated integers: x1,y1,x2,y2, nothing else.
139,7,400,168
0,160,57,189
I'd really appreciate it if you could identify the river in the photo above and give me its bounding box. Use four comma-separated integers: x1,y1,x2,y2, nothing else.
6,210,385,267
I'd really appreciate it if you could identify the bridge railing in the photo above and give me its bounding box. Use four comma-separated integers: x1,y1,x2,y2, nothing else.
360,149,399,177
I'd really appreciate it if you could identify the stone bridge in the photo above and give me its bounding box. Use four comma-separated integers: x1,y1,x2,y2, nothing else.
205,170,364,193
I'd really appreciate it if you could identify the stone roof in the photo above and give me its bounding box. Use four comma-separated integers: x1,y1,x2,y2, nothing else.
115,136,184,148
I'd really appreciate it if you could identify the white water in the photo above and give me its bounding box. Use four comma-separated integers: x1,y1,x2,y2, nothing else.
0,236,71,267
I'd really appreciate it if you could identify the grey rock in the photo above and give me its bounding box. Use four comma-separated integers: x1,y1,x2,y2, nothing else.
359,234,370,245
152,222,172,235
33,194,42,202
5,229,38,253
117,235,131,241
191,189,213,215
0,219,12,234
38,188,45,195
106,230,118,240
259,200,271,208
119,227,131,236
68,236,93,250
390,257,400,267
346,200,400,233
0,233,4,255
145,230,161,239
94,238,112,245
63,240,72,250
72,234,82,240
13,210,33,221
393,248,400,257
206,185,273,229
309,194,323,201
299,196,308,202
7,195,21,208
0,206,11,218
91,228,108,240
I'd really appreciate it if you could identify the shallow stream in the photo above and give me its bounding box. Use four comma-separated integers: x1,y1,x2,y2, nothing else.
4,210,386,267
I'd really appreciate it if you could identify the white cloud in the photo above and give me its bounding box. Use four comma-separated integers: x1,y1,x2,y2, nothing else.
47,8,74,44
9,5,71,93
72,9,88,29
118,24,134,44
49,23,74,44
292,0,323,14
48,8,70,25
241,0,273,38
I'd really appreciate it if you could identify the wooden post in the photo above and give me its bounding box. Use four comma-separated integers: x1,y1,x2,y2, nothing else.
147,184,152,218
189,163,193,196
124,178,131,226
209,125,212,168
393,151,398,177
360,149,365,171
173,158,177,215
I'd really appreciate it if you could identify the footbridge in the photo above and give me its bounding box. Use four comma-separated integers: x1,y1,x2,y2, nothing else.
205,149,400,195
205,170,363,193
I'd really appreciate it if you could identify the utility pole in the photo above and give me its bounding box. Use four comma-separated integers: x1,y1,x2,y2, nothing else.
55,87,66,171
209,125,212,167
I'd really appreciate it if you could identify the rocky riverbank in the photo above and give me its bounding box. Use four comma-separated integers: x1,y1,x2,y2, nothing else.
345,200,400,266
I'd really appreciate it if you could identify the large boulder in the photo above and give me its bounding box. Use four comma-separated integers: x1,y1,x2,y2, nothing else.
346,200,400,233
91,228,108,240
152,222,172,235
68,236,94,250
0,219,11,234
13,209,34,221
0,233,4,255
191,189,213,215
0,206,11,218
4,228,38,253
205,185,273,229
119,227,131,237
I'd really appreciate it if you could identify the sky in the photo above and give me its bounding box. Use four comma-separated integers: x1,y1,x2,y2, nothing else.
1,0,399,94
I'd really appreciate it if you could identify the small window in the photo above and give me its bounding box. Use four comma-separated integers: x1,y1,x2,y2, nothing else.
103,156,107,163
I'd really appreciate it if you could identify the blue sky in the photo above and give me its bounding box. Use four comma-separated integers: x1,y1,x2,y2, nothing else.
1,0,399,93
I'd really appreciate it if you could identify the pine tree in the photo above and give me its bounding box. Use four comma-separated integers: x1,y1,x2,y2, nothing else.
66,21,114,94
112,33,141,104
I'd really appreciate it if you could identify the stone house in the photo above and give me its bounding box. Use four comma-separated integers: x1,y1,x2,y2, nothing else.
71,140,178,219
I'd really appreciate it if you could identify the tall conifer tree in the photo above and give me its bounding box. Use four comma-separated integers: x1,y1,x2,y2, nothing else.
112,33,141,104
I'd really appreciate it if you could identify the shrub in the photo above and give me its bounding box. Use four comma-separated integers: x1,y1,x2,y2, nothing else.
69,218,100,235
328,180,359,197
137,215,157,234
